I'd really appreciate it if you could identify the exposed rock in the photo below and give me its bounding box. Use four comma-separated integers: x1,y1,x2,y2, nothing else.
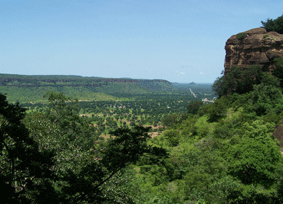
224,27,283,73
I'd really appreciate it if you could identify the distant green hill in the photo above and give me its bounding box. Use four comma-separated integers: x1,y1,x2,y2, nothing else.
0,74,173,102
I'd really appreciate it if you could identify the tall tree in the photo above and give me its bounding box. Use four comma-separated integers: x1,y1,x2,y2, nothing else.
0,94,57,203
261,14,283,33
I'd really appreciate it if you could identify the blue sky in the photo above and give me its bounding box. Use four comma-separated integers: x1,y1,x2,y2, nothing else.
1,0,283,83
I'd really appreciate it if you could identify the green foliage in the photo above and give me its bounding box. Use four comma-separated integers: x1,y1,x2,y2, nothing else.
213,116,241,139
247,84,283,116
198,96,229,122
20,92,169,203
131,74,283,203
236,32,247,40
162,113,187,128
227,120,281,187
263,110,283,125
228,184,282,204
273,57,283,87
261,71,281,87
187,100,203,115
212,65,266,98
43,91,98,149
261,14,283,33
0,94,57,203
163,130,180,146
61,125,167,203
212,75,225,98
2,62,283,203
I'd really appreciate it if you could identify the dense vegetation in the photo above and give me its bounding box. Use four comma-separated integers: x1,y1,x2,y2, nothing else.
2,57,283,202
0,92,168,203
0,80,216,203
2,15,283,203
19,85,213,138
130,57,283,203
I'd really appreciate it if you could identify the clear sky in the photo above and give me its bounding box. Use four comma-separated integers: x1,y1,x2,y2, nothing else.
1,0,283,83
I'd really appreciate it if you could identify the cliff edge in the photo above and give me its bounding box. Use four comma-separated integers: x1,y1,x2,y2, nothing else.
224,27,283,73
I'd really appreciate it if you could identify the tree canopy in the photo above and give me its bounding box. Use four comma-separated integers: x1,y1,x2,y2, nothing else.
261,14,283,33
1,92,168,203
0,93,56,203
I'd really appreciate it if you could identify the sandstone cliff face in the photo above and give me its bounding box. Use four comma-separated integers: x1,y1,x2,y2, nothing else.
224,27,283,73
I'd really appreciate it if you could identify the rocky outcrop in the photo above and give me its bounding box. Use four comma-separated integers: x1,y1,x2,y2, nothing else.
224,27,283,73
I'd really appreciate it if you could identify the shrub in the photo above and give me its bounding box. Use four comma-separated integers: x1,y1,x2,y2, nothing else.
227,120,281,187
207,96,229,122
164,130,180,146
162,113,187,128
187,100,203,115
273,57,283,87
198,103,212,117
236,32,247,40
247,84,283,116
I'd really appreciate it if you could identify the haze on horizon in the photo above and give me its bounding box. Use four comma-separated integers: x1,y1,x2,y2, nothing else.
1,0,283,83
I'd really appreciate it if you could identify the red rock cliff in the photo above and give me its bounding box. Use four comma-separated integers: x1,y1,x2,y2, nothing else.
224,27,283,73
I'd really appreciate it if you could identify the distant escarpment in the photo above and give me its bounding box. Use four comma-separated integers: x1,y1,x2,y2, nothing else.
0,74,174,102
224,27,283,73
0,74,172,92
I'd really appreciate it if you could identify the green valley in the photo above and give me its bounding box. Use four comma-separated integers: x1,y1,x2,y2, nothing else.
2,13,283,204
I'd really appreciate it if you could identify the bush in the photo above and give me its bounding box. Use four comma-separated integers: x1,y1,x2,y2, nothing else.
162,113,187,128
214,119,241,139
236,32,247,40
187,100,203,115
207,97,229,122
164,130,180,146
198,103,212,117
247,84,283,116
273,57,283,87
227,120,281,187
